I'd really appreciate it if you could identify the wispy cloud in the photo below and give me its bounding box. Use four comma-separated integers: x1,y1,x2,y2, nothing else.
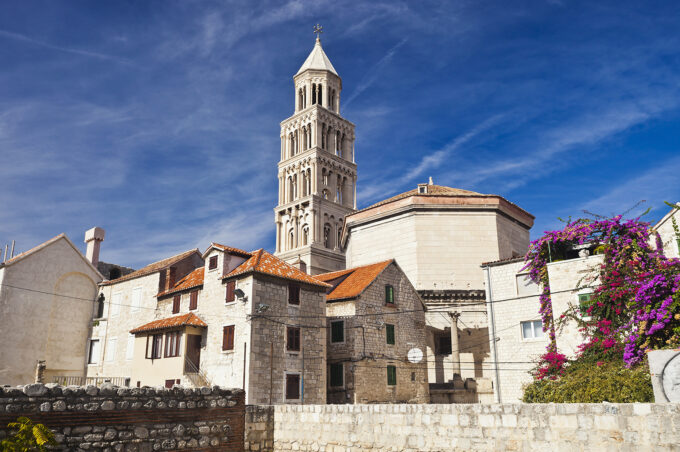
343,37,408,107
0,29,130,64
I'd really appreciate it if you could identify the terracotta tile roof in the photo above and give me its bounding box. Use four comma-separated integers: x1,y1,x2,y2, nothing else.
360,185,484,212
101,249,200,286
316,260,393,301
206,243,251,258
157,267,204,298
222,249,330,288
130,313,207,334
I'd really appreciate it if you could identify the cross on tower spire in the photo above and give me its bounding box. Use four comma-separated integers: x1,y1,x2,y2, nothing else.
313,23,323,42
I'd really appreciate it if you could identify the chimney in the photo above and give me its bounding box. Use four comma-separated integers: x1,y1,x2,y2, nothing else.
84,227,106,266
292,255,307,274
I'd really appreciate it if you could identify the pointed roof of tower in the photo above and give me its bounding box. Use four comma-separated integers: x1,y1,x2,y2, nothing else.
296,37,338,77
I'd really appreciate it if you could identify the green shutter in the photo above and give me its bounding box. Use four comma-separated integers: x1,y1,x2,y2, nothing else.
385,285,394,304
387,365,397,385
331,321,344,343
386,324,395,345
330,363,343,387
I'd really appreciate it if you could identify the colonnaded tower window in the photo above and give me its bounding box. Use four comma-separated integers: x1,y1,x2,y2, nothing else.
274,25,357,275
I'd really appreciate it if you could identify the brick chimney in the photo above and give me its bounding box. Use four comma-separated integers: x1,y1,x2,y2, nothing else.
84,227,105,267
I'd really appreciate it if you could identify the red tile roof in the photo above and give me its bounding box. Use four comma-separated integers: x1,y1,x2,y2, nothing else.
316,260,393,301
157,267,205,297
207,243,252,258
130,313,207,334
222,249,330,288
360,185,483,212
101,249,200,286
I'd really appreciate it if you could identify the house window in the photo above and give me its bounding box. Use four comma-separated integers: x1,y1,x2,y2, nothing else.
165,379,176,389
165,331,181,357
172,295,181,314
385,324,395,345
222,325,235,351
287,326,301,352
521,320,544,340
209,255,218,270
189,290,198,310
516,273,539,296
330,363,343,387
387,365,397,386
126,334,135,360
288,283,300,305
579,293,594,318
105,338,117,362
87,339,100,364
285,373,301,400
148,334,163,359
331,320,344,343
418,185,427,194
225,281,236,303
385,285,394,304
131,287,142,312
110,292,121,317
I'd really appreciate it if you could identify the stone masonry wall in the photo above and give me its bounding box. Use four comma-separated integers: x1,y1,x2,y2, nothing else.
245,403,680,451
0,383,245,451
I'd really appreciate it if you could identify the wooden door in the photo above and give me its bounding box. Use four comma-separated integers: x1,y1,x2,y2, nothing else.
185,335,202,371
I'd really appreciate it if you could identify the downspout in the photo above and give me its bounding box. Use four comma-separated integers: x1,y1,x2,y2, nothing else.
484,266,502,403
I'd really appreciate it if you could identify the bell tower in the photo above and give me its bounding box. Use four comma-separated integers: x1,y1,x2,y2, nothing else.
274,28,357,275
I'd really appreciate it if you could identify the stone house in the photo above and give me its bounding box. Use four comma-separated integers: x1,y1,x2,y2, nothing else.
481,252,603,402
342,180,534,401
654,202,680,259
88,243,329,404
316,260,429,404
0,233,103,385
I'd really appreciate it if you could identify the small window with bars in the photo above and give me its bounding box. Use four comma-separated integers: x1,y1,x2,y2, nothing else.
387,365,397,386
331,320,344,343
287,327,301,352
330,363,343,387
285,373,301,400
385,324,395,345
385,285,395,305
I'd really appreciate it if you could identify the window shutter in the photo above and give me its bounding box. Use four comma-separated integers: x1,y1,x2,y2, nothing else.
223,325,234,351
387,365,397,385
172,295,180,314
287,327,300,351
226,281,235,303
386,324,395,345
288,284,300,305
285,374,300,400
209,255,218,270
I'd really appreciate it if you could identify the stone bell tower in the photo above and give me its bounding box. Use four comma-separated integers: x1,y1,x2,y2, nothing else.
274,28,357,275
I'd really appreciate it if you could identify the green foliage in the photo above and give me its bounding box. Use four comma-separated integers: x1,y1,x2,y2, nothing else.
1,417,57,452
522,360,653,403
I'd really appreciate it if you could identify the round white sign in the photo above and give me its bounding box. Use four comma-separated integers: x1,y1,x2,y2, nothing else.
407,348,423,363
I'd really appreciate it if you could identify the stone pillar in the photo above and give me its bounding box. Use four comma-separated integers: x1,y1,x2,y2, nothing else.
275,221,282,253
311,161,317,194
449,312,461,379
293,209,299,248
310,209,316,243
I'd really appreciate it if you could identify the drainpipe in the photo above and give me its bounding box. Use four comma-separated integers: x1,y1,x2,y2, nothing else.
484,266,502,403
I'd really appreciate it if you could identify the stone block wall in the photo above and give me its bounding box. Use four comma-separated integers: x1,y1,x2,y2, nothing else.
0,383,245,451
245,403,680,451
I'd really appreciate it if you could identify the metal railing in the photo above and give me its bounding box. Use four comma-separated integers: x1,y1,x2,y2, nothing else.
184,357,211,387
52,376,129,387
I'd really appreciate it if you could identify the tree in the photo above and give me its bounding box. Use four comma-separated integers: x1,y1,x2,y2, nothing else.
1,417,57,452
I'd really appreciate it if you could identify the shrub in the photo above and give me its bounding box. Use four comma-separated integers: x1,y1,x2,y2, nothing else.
1,416,57,452
522,360,653,403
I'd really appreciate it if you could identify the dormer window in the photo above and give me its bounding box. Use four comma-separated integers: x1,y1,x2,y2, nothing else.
418,184,428,194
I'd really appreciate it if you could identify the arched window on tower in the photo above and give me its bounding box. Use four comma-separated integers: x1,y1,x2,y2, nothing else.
301,171,308,197
335,131,341,156
322,189,329,200
323,224,331,248
336,175,342,203
340,134,345,158
337,228,342,249
319,84,323,107
321,124,326,149
312,83,317,105
302,225,309,246
306,169,311,195
288,230,295,249
302,126,307,151
298,88,303,110
288,176,295,201
322,168,328,186
292,174,298,199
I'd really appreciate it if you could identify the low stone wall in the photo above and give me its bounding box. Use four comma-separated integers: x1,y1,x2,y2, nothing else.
0,383,245,451
245,403,680,451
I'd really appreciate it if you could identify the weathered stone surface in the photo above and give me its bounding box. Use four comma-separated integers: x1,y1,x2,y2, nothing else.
23,384,47,397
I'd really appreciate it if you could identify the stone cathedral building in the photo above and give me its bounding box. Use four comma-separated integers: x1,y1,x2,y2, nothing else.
274,36,357,275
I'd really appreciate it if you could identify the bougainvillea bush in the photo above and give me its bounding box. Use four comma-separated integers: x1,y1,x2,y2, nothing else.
521,211,680,393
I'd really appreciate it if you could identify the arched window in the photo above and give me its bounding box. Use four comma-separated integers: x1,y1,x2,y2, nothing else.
298,88,303,110
321,124,326,149
340,134,345,158
302,126,307,151
319,84,323,107
324,224,331,248
322,168,328,186
302,172,308,197
335,131,341,155
289,133,294,158
337,228,342,249
292,174,298,199
312,83,317,105
302,226,309,246
288,230,295,249
306,169,311,195
322,189,329,200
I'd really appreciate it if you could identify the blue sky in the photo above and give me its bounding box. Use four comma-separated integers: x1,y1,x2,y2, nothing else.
1,0,679,268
